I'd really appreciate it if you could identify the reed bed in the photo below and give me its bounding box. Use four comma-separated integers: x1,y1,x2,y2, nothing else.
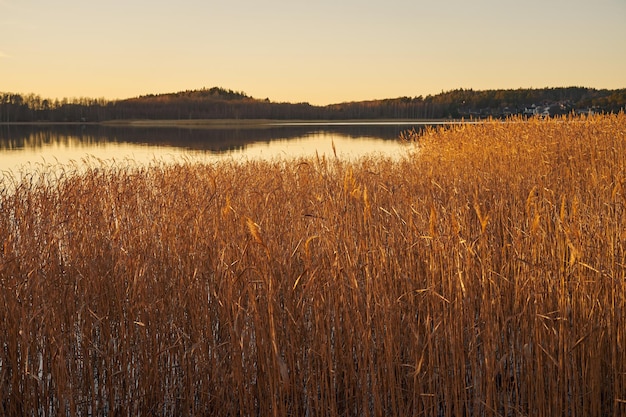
1,114,625,416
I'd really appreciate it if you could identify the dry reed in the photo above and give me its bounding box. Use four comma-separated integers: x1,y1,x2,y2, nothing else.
1,114,625,416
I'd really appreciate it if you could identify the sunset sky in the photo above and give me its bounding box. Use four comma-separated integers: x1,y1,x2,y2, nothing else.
1,0,625,105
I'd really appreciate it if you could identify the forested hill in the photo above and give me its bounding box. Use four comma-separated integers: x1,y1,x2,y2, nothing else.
1,86,624,122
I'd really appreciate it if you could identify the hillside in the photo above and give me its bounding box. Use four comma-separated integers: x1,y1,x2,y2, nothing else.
1,86,625,122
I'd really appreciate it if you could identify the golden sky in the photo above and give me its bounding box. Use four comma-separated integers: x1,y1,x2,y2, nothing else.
1,0,625,105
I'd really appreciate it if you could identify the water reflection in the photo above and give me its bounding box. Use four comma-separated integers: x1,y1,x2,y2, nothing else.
0,122,432,175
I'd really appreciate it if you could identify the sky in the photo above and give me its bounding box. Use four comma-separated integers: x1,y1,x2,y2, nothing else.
1,0,625,106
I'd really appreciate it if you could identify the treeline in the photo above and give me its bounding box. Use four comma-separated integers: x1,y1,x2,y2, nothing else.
1,86,625,122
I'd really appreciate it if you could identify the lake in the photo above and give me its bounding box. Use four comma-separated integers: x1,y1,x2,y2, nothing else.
0,121,445,177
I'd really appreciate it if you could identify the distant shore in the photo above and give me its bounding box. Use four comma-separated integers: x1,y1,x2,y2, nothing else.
0,118,455,128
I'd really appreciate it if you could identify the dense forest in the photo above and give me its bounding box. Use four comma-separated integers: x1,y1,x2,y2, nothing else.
1,86,624,122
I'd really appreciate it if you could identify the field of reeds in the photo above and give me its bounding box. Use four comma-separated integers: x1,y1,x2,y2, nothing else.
1,114,625,416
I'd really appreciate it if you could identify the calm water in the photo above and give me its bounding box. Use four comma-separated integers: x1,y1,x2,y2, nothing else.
0,121,439,177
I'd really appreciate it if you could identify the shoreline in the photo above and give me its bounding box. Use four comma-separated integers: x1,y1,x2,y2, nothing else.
0,118,457,129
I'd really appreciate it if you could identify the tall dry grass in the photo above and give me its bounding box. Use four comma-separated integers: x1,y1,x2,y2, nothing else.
0,114,625,416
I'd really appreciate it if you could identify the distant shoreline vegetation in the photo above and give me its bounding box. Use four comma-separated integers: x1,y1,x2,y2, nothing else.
1,86,625,123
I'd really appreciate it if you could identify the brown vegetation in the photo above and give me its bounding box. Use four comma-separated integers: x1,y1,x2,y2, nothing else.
1,114,625,416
